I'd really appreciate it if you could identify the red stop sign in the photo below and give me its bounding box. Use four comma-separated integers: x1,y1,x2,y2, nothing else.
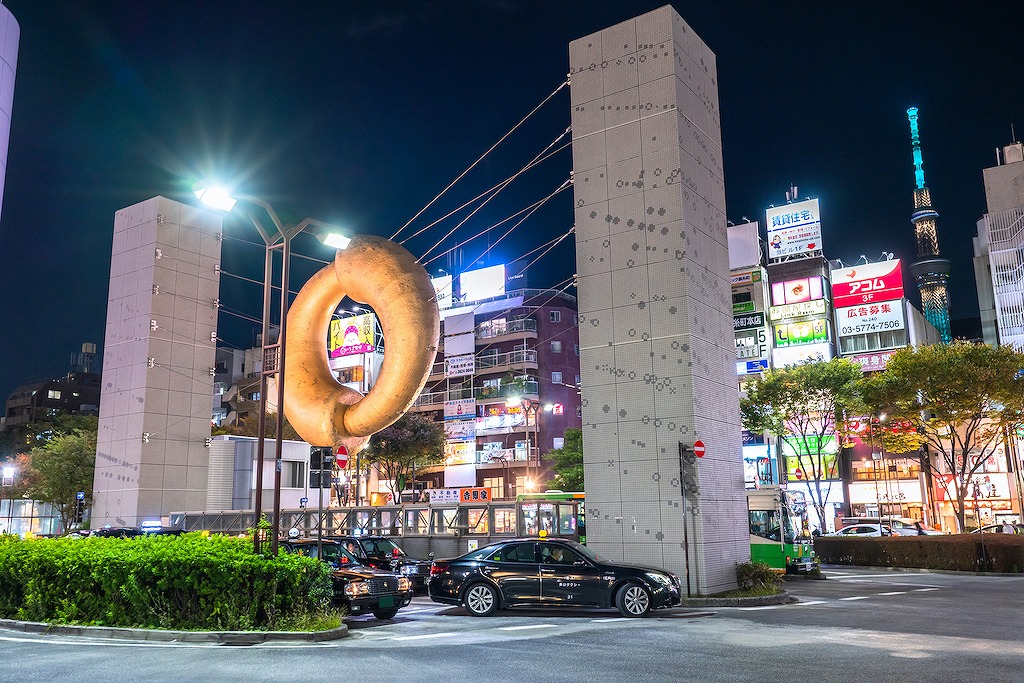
335,445,349,468
693,440,706,458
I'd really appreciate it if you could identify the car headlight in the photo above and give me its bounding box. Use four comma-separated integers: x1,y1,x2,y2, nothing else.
646,572,671,586
344,582,370,597
400,564,416,575
398,577,411,592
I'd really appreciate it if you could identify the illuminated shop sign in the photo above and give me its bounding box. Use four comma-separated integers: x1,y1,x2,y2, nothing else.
736,359,769,375
771,277,824,306
766,199,822,260
736,328,768,360
831,260,904,308
730,270,762,286
774,317,828,347
328,314,376,358
835,302,905,337
848,350,897,373
734,312,766,331
769,299,826,321
772,342,832,367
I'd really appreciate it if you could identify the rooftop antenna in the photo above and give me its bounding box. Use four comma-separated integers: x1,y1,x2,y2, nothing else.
1012,122,1018,144
785,184,798,203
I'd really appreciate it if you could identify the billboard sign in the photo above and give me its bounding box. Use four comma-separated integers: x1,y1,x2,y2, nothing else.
445,354,475,378
771,277,824,306
769,299,826,321
772,342,832,367
831,260,904,308
431,275,454,310
848,350,898,373
730,270,762,287
736,328,768,360
444,419,476,442
459,264,506,303
737,359,769,375
444,441,476,466
734,312,766,331
328,314,376,358
766,199,822,260
835,302,905,337
774,318,828,347
444,398,476,421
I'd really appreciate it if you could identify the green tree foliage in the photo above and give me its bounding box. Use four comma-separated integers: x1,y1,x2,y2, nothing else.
861,341,1024,531
543,428,583,491
740,358,863,531
212,412,300,440
363,412,445,500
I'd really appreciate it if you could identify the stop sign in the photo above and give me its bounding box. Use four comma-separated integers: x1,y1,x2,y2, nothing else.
335,445,349,468
693,440,706,458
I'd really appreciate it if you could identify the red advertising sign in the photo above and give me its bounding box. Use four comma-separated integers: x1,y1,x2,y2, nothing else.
831,260,904,308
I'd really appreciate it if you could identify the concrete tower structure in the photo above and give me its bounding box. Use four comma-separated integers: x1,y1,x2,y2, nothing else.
93,197,222,527
906,107,952,342
0,4,19,222
570,5,748,594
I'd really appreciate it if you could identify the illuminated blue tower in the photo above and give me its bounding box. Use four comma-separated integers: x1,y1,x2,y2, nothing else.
907,107,952,342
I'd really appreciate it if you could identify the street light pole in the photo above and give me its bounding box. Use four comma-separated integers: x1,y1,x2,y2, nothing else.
194,184,349,555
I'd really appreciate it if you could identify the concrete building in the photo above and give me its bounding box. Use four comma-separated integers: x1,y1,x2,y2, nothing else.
0,4,17,223
974,140,1024,349
570,6,748,593
92,197,222,527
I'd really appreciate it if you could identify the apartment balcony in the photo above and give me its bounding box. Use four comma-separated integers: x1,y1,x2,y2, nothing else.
427,349,538,381
475,318,537,344
410,380,539,411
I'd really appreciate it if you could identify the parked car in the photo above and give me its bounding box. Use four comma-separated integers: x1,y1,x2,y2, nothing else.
428,537,681,618
826,524,898,537
971,523,1024,535
280,539,414,620
330,535,432,592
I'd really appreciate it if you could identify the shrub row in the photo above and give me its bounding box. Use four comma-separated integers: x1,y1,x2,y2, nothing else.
0,534,334,631
814,534,1024,573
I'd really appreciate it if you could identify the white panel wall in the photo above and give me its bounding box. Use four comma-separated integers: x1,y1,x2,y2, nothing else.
93,197,222,526
571,6,748,594
0,5,19,223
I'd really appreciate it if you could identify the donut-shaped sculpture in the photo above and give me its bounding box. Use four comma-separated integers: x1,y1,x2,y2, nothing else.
283,235,440,454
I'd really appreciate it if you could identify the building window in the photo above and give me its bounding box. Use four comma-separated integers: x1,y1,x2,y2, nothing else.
552,371,563,384
549,310,561,323
575,374,581,385
574,343,580,356
47,390,61,400
551,340,562,353
553,437,564,449
283,461,304,489
337,366,365,384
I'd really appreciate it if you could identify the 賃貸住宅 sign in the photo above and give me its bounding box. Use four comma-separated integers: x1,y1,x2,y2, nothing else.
835,302,906,337
766,199,822,260
769,299,826,321
774,317,827,347
830,260,904,309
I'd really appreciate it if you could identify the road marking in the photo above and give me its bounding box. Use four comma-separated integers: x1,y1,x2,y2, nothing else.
877,591,908,596
793,600,826,606
497,624,558,631
591,618,630,623
735,605,781,611
912,588,941,592
839,596,870,601
391,632,458,641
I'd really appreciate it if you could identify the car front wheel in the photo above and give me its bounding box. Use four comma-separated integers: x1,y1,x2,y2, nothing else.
373,607,400,620
463,582,498,616
616,582,652,617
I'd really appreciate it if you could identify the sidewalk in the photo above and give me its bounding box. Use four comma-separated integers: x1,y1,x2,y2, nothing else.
0,618,348,644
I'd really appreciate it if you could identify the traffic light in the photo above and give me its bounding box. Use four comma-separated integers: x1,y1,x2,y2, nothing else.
309,446,333,470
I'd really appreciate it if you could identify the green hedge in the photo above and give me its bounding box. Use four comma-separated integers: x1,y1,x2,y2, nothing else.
814,534,1024,573
0,534,334,630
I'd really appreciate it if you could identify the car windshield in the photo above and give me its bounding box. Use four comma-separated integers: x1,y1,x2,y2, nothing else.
298,543,361,567
363,538,405,557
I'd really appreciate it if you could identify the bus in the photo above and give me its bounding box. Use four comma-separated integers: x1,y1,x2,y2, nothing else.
747,487,815,573
515,491,586,543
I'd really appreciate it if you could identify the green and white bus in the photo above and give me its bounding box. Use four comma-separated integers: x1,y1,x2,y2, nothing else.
747,486,815,573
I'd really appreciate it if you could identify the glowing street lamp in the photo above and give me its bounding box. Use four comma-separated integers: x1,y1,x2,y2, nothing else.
194,181,349,555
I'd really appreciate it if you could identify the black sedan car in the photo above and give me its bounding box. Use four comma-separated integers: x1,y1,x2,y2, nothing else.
280,539,414,620
428,538,681,617
330,535,433,592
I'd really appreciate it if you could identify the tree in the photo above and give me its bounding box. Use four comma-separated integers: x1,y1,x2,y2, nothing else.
362,412,445,501
14,424,97,532
212,412,301,440
543,428,583,491
861,341,1024,532
740,358,862,532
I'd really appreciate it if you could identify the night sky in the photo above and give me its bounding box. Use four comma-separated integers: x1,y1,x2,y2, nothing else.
1,1,1022,402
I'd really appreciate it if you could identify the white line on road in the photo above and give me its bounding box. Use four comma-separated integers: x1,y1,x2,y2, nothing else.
390,632,458,641
877,591,908,595
839,596,870,601
591,618,630,623
793,600,826,606
913,588,941,592
497,624,558,631
735,605,781,611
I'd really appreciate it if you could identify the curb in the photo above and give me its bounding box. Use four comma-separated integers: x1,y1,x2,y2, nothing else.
675,589,791,608
0,618,349,644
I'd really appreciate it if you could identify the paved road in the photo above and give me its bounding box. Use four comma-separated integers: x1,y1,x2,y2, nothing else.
1,567,1022,683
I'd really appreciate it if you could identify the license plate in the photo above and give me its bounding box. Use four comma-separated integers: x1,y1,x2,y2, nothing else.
378,595,394,608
